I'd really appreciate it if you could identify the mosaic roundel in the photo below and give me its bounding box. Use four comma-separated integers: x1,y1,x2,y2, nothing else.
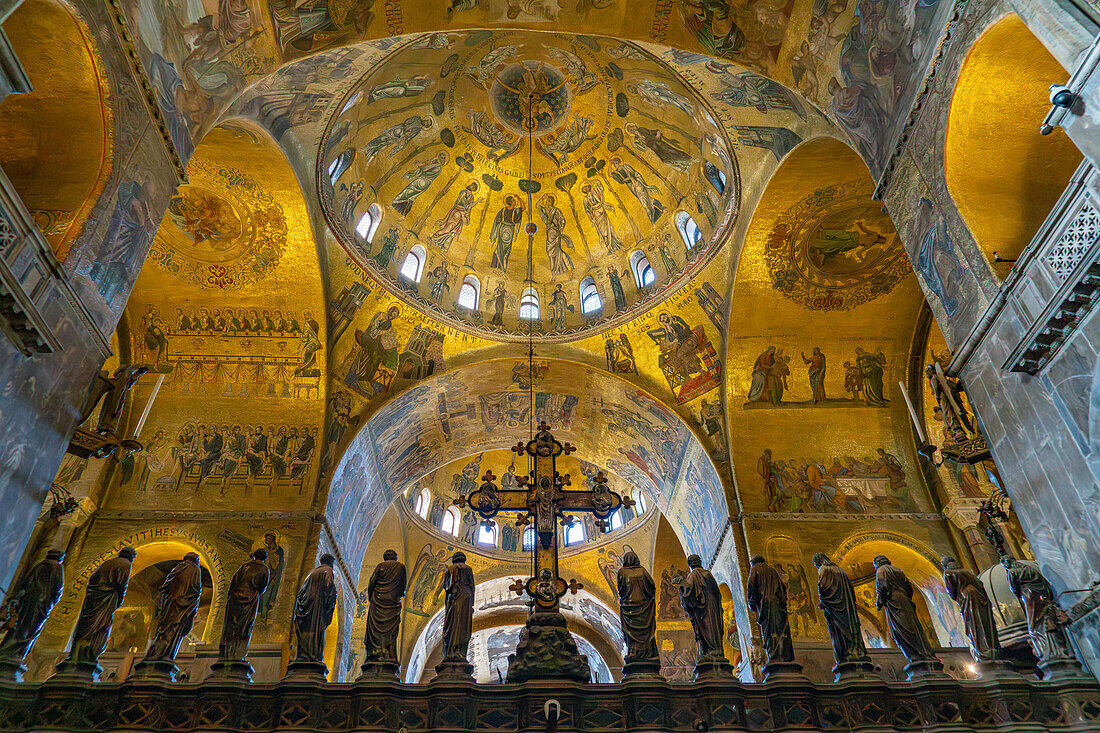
318,30,737,342
764,182,909,311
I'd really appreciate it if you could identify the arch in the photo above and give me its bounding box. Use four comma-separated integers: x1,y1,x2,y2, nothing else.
579,276,601,315
0,0,113,260
400,244,426,282
120,540,219,644
946,13,1082,279
629,250,655,288
704,162,727,195
522,525,535,552
519,287,539,320
674,211,703,252
441,506,460,536
564,520,586,546
476,519,498,547
414,487,430,519
355,203,383,243
457,273,479,310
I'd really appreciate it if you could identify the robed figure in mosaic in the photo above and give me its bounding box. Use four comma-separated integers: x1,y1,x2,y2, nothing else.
745,555,799,677
57,547,135,679
941,557,1001,663
616,550,660,676
362,549,406,677
436,552,475,679
288,554,337,679
679,554,732,678
218,550,270,663
873,556,943,676
0,550,65,678
134,553,202,679
813,553,873,679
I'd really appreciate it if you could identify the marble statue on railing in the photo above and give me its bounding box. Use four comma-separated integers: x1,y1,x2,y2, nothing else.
54,547,135,681
874,555,944,679
679,554,732,679
360,549,406,679
209,549,269,681
1003,556,1087,679
746,554,801,680
435,552,474,681
132,553,202,681
813,553,875,680
286,554,337,682
0,550,65,681
616,550,660,678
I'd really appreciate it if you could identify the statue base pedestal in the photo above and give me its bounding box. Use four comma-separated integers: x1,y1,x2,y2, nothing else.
51,659,101,683
433,658,475,682
692,652,734,681
972,659,1022,680
1038,656,1088,681
282,661,328,683
358,660,400,680
622,658,664,681
762,661,805,682
129,659,178,682
832,659,878,682
506,612,591,683
0,659,26,682
904,659,947,681
207,659,254,682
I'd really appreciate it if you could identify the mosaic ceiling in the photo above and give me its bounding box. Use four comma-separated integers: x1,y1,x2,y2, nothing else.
319,30,736,341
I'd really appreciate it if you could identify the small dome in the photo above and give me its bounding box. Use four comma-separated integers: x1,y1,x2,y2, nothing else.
978,560,1032,648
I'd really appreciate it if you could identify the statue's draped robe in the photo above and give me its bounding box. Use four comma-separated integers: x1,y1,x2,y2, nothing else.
679,567,724,657
617,560,658,664
875,564,936,663
68,556,132,664
943,565,999,661
220,560,269,660
293,564,337,663
746,563,795,664
1007,561,1073,659
0,557,64,661
816,561,867,664
441,562,474,660
143,559,202,662
364,560,407,661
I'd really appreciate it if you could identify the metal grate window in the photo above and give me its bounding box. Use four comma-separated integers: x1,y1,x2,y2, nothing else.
1046,199,1100,281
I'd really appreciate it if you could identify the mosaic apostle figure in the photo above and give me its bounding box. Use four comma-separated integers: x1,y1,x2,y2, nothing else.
134,553,202,678
0,550,65,678
745,555,799,675
873,555,943,675
362,549,407,676
290,554,338,674
941,556,1001,664
57,547,135,678
616,550,660,676
812,553,873,676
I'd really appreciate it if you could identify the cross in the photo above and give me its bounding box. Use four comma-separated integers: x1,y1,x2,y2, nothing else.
455,423,634,613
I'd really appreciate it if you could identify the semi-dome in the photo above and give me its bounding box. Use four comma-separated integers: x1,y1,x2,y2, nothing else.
319,29,736,342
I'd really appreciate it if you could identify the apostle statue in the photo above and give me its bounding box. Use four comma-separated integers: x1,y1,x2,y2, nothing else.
678,554,732,679
361,549,406,679
0,549,65,680
209,549,269,680
54,547,135,681
873,555,943,677
1002,557,1084,678
813,553,874,679
941,557,1002,665
435,551,474,680
745,555,800,678
286,554,337,681
132,552,203,680
616,550,660,677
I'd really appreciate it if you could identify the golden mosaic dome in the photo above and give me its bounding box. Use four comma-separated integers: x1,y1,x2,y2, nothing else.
319,30,737,341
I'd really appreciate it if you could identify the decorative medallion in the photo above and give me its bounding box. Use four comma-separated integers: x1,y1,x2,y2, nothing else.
764,182,908,311
147,159,288,289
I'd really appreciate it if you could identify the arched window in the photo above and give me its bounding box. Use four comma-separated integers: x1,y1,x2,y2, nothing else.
400,244,426,282
633,490,648,515
414,488,431,520
355,203,383,243
522,525,535,552
519,287,539,320
564,520,585,547
476,520,498,547
630,250,656,288
579,277,601,315
608,509,624,531
441,507,460,536
675,211,703,251
704,161,726,194
457,274,480,310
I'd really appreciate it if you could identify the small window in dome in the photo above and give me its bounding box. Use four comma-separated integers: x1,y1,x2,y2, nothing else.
704,161,726,194
675,211,703,251
519,287,539,320
414,488,430,519
522,525,535,552
634,490,648,514
356,203,383,243
609,510,624,531
477,521,498,547
630,250,656,288
400,244,426,283
564,521,585,546
579,277,601,315
457,274,480,310
441,507,460,536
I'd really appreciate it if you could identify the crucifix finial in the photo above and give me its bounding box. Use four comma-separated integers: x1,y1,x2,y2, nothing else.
452,495,467,509
537,421,552,433
508,578,526,597
511,441,527,456
566,579,584,595
562,442,577,455
481,469,498,484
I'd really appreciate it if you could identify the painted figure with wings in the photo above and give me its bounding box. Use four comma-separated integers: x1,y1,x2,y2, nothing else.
706,60,806,117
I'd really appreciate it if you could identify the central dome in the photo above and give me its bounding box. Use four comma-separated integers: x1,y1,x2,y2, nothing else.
319,30,737,341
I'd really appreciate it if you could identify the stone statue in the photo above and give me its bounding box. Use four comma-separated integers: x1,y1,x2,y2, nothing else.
132,552,203,680
0,550,65,680
287,554,337,680
745,555,801,678
54,547,135,681
209,549,269,680
941,556,1001,664
68,365,149,459
361,549,406,679
813,553,874,679
678,554,732,679
435,551,474,680
616,550,660,677
1002,557,1084,678
873,555,943,678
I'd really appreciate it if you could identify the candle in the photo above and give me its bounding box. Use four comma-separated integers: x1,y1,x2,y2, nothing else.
899,380,927,444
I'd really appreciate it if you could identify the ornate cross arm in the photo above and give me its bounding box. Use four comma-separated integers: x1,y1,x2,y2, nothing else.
462,469,529,519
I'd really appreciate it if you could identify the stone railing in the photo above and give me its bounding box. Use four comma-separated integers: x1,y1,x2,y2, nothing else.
0,675,1097,732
